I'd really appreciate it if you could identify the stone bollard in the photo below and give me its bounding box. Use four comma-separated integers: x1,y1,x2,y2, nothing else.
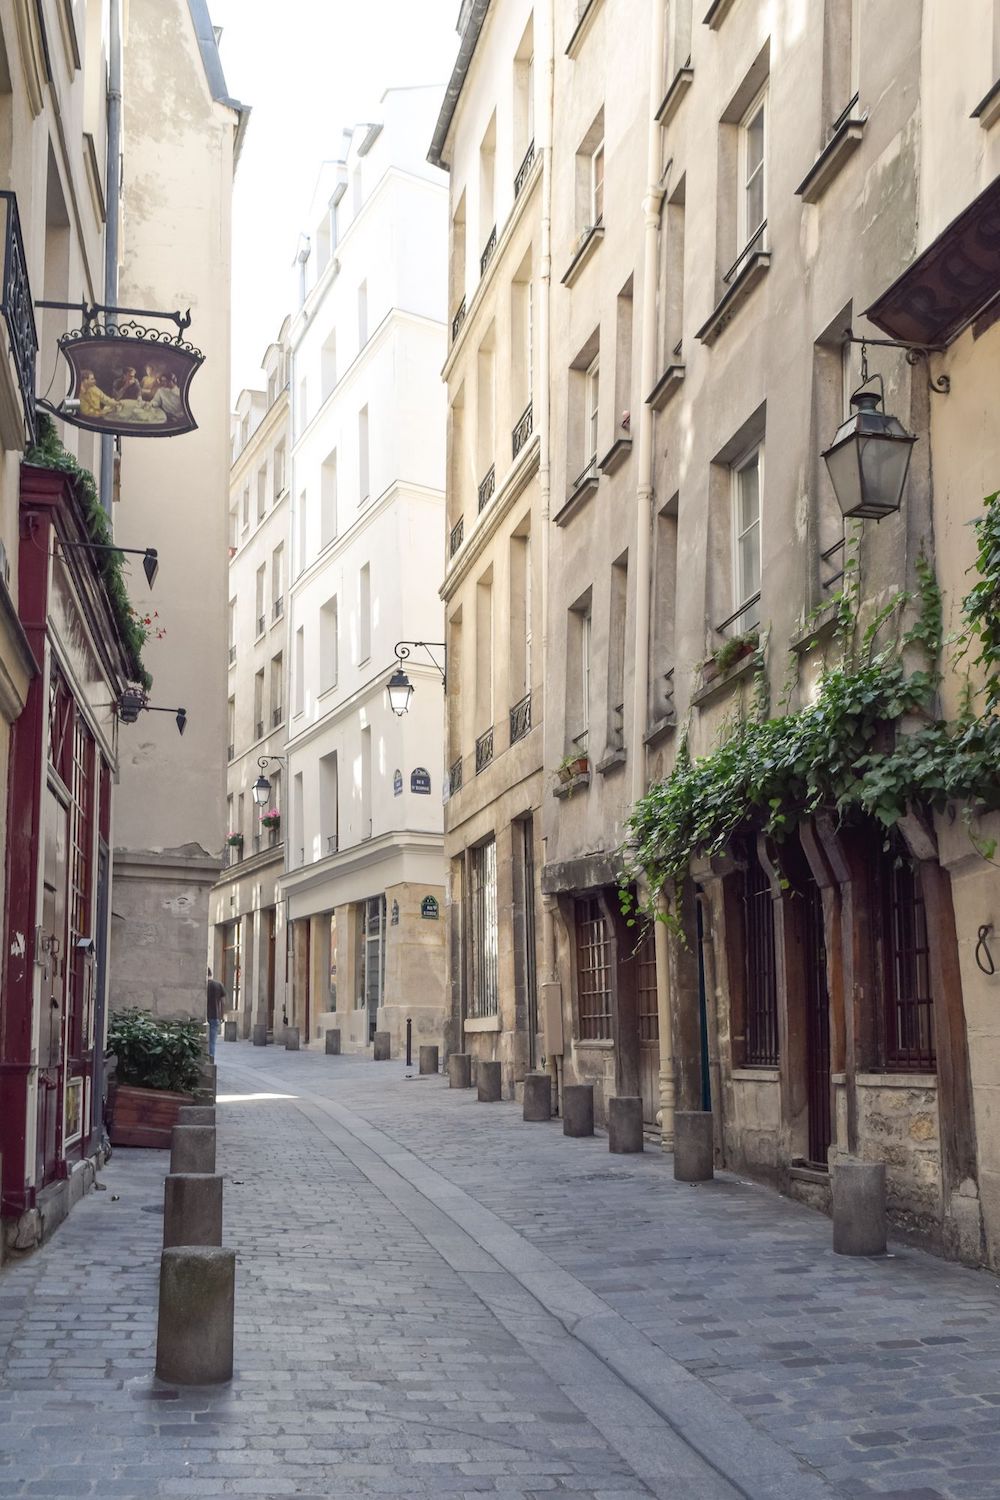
448,1053,472,1089
563,1084,595,1138
477,1060,502,1102
673,1111,715,1182
523,1073,552,1122
419,1045,439,1076
177,1106,215,1127
252,1023,268,1047
155,1246,235,1385
373,1031,391,1061
284,1027,300,1051
163,1173,223,1249
832,1159,887,1256
325,1029,341,1055
223,1020,237,1043
608,1096,644,1154
170,1125,216,1176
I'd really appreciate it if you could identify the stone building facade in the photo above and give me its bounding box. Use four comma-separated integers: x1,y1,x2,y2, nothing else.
208,323,290,1040
431,0,548,1090
280,90,449,1055
435,0,1000,1268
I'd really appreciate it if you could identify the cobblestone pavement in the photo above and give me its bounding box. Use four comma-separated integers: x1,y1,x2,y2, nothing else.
2,1046,1000,1499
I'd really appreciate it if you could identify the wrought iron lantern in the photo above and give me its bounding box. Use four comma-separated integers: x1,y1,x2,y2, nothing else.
252,774,271,807
118,687,146,723
386,666,414,717
822,381,917,522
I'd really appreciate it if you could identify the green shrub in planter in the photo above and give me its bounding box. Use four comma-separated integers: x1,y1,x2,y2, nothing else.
108,1008,204,1094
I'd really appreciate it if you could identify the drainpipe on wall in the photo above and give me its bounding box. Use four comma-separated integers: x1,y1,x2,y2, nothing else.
632,0,673,1148
98,0,122,520
536,0,562,1115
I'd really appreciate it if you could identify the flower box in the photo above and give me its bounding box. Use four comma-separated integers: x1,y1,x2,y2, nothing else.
107,1083,194,1149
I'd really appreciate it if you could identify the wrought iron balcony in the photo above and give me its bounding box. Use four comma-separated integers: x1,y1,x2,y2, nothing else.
512,401,533,459
228,645,236,665
661,667,675,718
272,707,282,727
449,516,464,557
226,742,234,761
327,833,338,854
0,193,37,444
477,464,496,513
514,139,536,199
475,725,494,774
257,613,266,636
821,536,846,593
611,703,625,752
451,297,466,343
509,691,531,745
255,719,264,740
449,756,463,795
479,225,497,278
273,595,283,620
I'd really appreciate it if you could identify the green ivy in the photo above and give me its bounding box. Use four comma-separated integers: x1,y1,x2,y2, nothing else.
25,414,151,688
626,508,1000,914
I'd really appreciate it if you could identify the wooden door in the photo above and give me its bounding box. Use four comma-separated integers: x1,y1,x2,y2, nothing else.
37,785,69,1187
637,930,660,1126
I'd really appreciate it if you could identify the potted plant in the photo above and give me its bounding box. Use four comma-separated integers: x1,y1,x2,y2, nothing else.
226,831,243,848
261,808,280,831
704,629,760,684
556,749,590,784
106,1008,205,1148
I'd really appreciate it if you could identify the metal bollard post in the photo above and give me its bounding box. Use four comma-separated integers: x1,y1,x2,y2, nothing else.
406,1016,413,1068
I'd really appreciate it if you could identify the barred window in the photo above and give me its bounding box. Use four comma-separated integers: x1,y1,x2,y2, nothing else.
576,897,612,1040
469,838,499,1018
742,848,778,1066
877,841,935,1071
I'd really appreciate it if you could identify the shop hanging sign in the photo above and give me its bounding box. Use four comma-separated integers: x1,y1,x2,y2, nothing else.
36,301,204,439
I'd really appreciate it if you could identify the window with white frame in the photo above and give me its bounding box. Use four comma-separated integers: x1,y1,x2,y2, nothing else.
590,137,605,225
585,355,600,470
732,446,762,629
739,86,767,252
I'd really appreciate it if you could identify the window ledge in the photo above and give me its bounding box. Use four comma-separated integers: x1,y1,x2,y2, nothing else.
554,471,599,526
562,222,605,287
596,749,626,775
972,77,1000,129
647,363,685,412
702,0,737,27
855,1072,938,1090
732,1067,779,1082
696,250,770,346
796,114,867,204
691,648,760,707
566,0,604,58
553,771,591,799
655,66,694,126
464,1015,501,1033
575,1038,614,1050
644,713,677,746
599,435,632,474
789,1164,829,1185
790,599,841,654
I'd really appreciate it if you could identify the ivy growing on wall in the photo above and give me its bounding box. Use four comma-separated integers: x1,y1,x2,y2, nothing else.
625,493,1000,913
26,414,152,688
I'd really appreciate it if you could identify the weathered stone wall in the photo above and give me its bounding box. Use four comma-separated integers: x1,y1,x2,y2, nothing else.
110,849,219,1021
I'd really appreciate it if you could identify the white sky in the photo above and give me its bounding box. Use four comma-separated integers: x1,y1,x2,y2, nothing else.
210,0,459,400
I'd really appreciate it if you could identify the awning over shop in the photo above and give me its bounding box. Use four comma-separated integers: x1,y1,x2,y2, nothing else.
865,174,1000,346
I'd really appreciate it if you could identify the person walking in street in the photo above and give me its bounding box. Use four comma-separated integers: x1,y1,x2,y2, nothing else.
206,968,225,1061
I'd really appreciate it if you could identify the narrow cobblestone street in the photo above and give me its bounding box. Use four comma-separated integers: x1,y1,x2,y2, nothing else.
3,1045,1000,1499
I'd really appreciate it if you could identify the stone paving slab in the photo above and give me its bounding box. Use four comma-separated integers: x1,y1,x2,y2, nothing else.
3,1040,1000,1498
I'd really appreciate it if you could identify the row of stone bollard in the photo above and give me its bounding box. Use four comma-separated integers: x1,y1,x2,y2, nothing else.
154,1078,236,1386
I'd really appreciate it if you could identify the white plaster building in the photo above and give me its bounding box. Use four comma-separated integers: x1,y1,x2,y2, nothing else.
208,322,291,1038
281,88,449,1054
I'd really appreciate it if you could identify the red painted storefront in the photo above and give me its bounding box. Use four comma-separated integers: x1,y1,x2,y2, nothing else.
1,463,131,1225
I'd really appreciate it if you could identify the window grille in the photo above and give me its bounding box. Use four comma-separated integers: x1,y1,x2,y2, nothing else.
637,928,659,1044
575,897,612,1041
742,849,778,1065
877,842,935,1070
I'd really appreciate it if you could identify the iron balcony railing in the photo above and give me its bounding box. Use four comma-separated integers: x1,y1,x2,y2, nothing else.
257,613,266,636
449,756,463,795
509,691,531,745
479,224,497,278
477,464,496,513
450,516,464,557
661,667,675,718
226,742,234,761
272,707,282,728
273,595,283,620
512,400,533,459
514,139,536,199
611,702,625,752
451,297,466,343
228,645,236,665
723,220,767,287
255,719,264,740
821,536,846,593
475,726,494,774
0,193,37,444
327,833,338,854
716,591,761,637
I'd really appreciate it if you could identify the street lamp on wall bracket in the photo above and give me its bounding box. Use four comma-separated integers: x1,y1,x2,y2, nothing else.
386,640,447,717
114,688,186,734
253,754,287,807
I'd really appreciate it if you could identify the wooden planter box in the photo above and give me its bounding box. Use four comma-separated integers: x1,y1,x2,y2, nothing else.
108,1083,194,1149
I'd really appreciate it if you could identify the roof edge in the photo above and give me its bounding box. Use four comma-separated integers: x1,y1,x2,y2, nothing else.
428,0,491,170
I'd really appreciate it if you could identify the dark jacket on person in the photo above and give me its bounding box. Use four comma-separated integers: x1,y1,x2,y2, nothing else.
206,978,225,1023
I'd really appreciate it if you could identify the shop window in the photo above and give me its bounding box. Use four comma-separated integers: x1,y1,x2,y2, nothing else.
575,897,612,1040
